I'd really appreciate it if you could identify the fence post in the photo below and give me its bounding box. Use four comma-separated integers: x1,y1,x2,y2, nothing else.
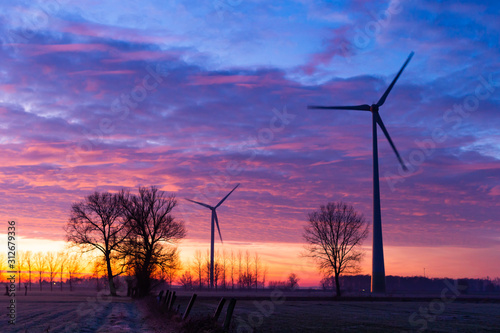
213,297,226,321
157,290,164,303
163,290,171,307
168,291,177,311
182,293,197,320
223,298,237,332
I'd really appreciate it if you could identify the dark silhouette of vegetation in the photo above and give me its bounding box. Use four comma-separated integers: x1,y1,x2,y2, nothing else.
268,273,300,290
65,191,129,296
303,202,368,297
320,275,500,295
119,186,186,297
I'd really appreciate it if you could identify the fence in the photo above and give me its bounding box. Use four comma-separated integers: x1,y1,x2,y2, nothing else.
154,289,237,332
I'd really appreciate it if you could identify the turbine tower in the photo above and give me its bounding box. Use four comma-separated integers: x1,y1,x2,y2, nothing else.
308,52,414,293
186,183,240,289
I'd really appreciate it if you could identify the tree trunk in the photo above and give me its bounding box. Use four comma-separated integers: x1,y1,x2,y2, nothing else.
105,255,117,296
335,273,341,297
137,254,152,297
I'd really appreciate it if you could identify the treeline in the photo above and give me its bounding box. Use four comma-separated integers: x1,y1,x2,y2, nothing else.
0,250,181,292
178,250,268,290
0,250,83,291
321,275,500,294
177,249,300,291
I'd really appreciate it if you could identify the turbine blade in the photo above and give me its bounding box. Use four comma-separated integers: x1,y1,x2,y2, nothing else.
308,104,371,111
185,198,213,209
214,211,223,243
215,183,240,208
376,51,414,107
375,113,408,171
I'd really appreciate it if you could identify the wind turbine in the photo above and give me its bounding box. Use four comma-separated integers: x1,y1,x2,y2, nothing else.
308,52,414,293
185,183,240,289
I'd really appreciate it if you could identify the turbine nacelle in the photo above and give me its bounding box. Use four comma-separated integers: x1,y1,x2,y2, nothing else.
308,52,414,172
370,104,379,113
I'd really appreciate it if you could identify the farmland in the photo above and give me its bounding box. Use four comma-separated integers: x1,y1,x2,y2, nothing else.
3,288,500,332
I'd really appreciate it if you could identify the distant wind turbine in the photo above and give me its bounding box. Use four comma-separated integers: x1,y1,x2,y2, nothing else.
185,183,240,289
308,52,414,293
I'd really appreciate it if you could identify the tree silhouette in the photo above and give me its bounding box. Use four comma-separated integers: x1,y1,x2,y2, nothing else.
303,202,369,297
66,252,83,292
179,270,193,290
288,273,300,289
192,249,204,289
45,252,58,292
119,186,186,297
65,191,129,296
25,251,33,291
33,252,46,291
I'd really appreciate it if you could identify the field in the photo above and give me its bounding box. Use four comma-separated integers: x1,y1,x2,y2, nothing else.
3,288,500,332
172,290,500,332
3,289,151,333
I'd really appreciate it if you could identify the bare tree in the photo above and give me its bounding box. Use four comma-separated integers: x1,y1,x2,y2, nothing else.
192,250,204,289
288,273,299,289
33,252,46,291
17,251,23,289
237,250,243,289
46,252,59,292
213,251,220,290
92,255,106,291
66,253,83,292
59,251,67,291
262,264,268,289
244,250,253,289
254,253,261,290
163,251,181,288
303,202,368,297
230,250,235,290
119,186,186,297
179,270,193,290
204,250,211,289
65,191,129,296
221,250,227,290
25,251,33,291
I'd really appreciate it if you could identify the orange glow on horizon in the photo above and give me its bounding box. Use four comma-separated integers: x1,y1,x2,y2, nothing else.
2,236,499,287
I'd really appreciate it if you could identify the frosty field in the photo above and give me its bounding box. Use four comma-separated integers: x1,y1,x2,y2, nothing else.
3,289,500,332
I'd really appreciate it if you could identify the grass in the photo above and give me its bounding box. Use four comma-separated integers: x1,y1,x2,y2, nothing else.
157,290,500,332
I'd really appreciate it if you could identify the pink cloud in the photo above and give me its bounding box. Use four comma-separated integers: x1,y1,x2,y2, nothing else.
188,75,260,86
20,43,113,56
68,70,136,76
61,22,184,45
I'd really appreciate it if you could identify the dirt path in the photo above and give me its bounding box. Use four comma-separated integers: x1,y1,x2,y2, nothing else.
4,292,155,333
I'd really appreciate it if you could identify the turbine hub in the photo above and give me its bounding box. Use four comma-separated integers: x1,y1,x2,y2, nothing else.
370,104,379,112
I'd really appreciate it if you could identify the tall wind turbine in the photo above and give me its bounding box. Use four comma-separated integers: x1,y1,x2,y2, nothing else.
308,52,414,293
186,183,240,289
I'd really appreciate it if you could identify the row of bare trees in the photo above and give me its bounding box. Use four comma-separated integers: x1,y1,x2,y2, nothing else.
65,186,186,297
178,249,268,290
0,251,82,291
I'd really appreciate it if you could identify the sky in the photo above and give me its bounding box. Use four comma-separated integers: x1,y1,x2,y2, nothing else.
0,0,499,286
